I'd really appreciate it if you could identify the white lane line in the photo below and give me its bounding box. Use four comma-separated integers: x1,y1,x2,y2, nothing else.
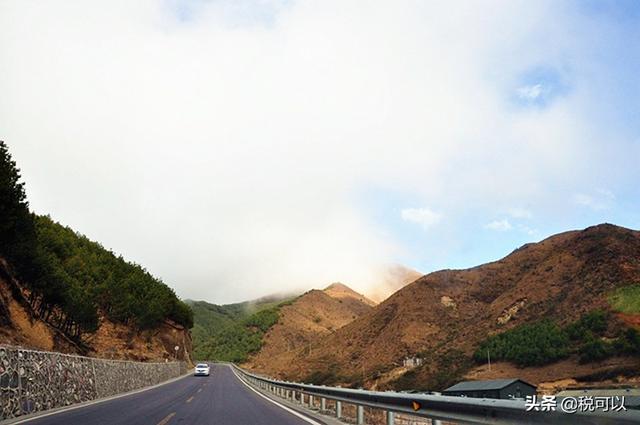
186,396,195,403
230,366,323,425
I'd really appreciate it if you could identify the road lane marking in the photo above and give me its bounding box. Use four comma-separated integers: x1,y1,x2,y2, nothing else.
230,366,322,425
157,412,175,425
197,388,202,393
186,396,195,403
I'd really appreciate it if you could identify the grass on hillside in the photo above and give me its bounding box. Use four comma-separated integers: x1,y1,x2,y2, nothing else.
609,284,640,314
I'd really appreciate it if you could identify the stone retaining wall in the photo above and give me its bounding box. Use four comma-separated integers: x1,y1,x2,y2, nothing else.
0,346,187,420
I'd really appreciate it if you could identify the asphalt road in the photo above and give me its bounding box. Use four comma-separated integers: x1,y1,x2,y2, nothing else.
20,364,321,425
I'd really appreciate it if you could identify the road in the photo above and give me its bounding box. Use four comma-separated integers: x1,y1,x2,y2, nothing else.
19,364,322,425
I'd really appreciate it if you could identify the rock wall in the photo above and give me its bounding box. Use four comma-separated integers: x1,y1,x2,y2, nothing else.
0,346,187,420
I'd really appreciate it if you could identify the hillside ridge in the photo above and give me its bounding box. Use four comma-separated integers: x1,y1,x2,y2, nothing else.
252,223,640,391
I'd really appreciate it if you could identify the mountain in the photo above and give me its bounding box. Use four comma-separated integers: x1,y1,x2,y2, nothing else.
323,282,377,306
190,283,374,367
188,293,297,362
244,284,374,377
268,224,640,391
366,265,423,303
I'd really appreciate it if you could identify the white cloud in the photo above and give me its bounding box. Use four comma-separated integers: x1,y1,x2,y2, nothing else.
485,219,513,231
401,208,442,230
0,1,630,302
517,83,543,100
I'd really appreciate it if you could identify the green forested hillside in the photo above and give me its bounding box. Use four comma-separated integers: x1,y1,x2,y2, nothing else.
473,310,640,367
0,141,193,340
189,296,295,362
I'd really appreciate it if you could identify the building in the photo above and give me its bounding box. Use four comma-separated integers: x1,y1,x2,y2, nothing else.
443,379,536,400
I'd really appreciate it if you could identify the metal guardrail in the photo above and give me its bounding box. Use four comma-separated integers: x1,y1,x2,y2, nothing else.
231,365,640,425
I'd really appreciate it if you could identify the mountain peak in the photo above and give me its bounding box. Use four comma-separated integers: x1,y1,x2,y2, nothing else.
323,282,377,306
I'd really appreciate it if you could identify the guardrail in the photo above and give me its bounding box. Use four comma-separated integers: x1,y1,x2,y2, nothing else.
231,365,640,425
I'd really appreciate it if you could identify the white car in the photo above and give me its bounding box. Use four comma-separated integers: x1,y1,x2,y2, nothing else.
194,363,210,376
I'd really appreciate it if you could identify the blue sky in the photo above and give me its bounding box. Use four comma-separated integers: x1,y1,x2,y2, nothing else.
1,1,639,302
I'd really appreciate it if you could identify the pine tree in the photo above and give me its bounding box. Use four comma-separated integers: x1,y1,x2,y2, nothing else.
0,141,38,277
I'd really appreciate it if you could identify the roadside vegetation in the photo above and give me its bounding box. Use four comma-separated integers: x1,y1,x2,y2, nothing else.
0,141,193,341
474,310,640,367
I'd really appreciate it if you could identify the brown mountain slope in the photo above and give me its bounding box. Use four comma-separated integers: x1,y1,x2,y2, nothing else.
277,224,640,388
324,282,377,306
245,285,374,377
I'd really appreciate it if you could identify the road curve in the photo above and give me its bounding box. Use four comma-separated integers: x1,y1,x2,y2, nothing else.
18,364,321,425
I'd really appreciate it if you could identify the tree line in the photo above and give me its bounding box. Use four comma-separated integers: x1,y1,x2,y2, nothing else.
0,141,193,341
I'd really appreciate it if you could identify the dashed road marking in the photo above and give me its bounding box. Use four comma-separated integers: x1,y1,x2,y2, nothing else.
186,396,195,403
197,388,202,393
157,412,175,425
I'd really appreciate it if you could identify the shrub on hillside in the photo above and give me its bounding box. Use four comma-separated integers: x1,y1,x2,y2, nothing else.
579,334,612,363
475,310,640,368
565,310,608,340
474,320,569,367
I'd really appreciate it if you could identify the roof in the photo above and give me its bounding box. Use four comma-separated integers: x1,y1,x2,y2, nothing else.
443,379,535,392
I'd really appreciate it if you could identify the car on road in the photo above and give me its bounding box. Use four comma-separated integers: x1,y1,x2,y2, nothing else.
194,363,211,376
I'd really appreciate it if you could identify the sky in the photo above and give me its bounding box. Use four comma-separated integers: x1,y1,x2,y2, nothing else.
1,0,639,303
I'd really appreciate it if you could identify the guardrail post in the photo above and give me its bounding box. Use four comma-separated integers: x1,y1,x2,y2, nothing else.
300,392,305,404
433,420,442,425
386,410,394,425
309,395,314,408
321,397,326,412
336,401,342,419
357,405,364,425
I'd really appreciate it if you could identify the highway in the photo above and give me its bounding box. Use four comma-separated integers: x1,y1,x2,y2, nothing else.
19,364,322,425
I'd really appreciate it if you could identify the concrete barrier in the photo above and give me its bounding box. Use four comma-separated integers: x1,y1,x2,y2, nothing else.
0,346,186,420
